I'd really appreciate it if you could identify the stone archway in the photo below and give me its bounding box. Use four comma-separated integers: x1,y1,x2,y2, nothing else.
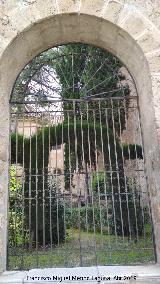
0,1,160,273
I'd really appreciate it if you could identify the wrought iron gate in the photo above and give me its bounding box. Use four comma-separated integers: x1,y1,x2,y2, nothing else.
8,44,155,270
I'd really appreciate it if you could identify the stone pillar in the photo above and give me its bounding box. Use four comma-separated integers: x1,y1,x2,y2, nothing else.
0,161,9,272
0,95,9,272
144,149,160,263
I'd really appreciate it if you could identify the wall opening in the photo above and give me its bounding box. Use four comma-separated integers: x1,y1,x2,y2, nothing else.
8,43,155,270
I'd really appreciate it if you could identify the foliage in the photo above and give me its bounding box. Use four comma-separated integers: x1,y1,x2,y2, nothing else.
91,173,147,239
65,206,111,233
11,43,130,133
122,144,143,159
11,120,144,242
12,43,126,102
9,165,29,247
9,164,65,247
11,121,123,171
92,172,111,197
24,172,65,246
8,228,154,270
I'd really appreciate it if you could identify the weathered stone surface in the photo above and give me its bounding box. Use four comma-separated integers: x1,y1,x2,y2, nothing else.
0,0,58,41
152,202,160,224
0,214,5,230
153,224,160,263
137,29,160,53
0,178,8,272
58,0,79,13
0,271,28,284
150,76,160,130
80,0,105,17
0,161,8,175
78,14,102,43
120,9,152,39
0,184,5,206
0,266,160,283
103,0,123,23
118,0,160,30
146,53,160,73
0,237,3,257
0,11,17,40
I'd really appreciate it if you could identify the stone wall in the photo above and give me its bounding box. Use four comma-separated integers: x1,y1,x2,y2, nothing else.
0,0,160,272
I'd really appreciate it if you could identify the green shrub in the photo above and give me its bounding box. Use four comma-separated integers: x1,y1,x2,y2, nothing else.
91,172,150,239
9,165,29,247
66,205,112,233
24,171,65,247
9,166,65,248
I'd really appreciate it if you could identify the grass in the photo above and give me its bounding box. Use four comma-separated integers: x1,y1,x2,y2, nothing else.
8,227,155,270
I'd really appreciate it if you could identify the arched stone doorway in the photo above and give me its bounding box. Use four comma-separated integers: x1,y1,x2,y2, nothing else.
0,1,160,274
8,42,155,269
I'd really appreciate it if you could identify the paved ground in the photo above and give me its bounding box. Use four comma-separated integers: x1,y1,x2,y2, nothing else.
0,265,160,283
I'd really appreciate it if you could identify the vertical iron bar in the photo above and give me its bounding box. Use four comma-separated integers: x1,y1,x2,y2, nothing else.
67,108,74,242
42,112,45,249
35,101,39,267
123,99,139,242
117,100,132,240
80,108,89,243
111,98,125,241
61,101,67,246
93,109,103,248
105,108,118,242
72,53,74,93
132,102,146,240
21,112,25,269
98,101,112,260
73,101,83,266
29,117,32,250
54,108,60,253
86,102,97,266
48,103,53,265
14,114,18,251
